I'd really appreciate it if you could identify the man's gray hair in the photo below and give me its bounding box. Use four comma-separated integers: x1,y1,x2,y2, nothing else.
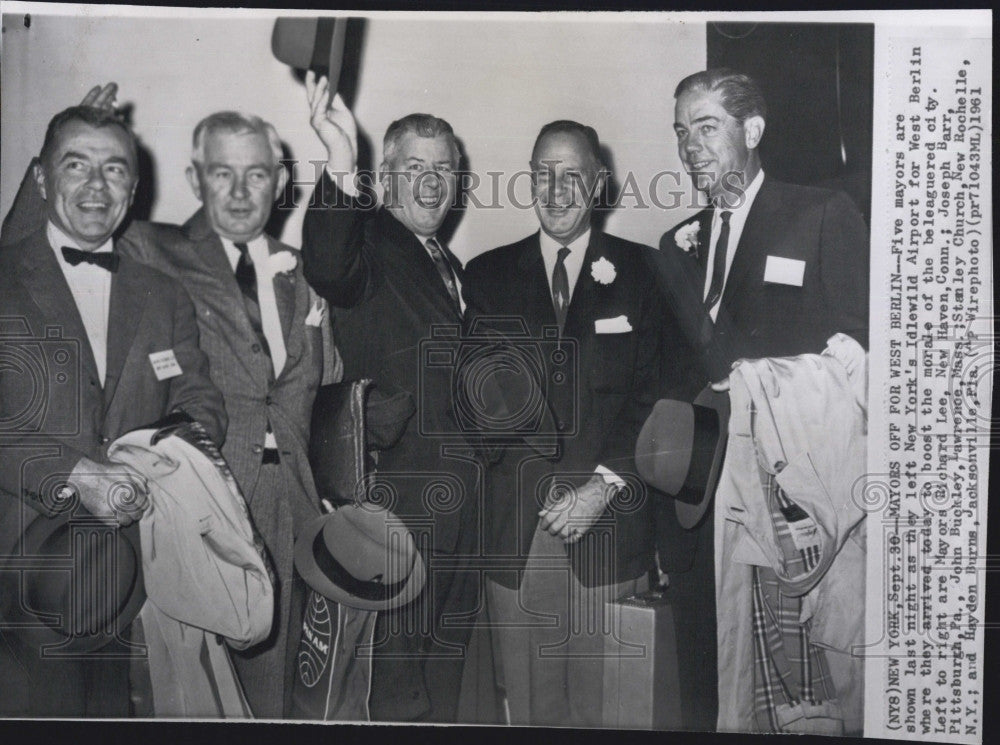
382,113,460,169
191,111,283,166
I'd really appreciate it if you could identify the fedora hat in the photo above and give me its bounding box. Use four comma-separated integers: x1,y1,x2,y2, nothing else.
294,502,425,612
634,386,730,529
0,500,146,654
272,17,348,90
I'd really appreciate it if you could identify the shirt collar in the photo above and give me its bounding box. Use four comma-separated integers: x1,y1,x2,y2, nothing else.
714,168,764,216
47,221,114,255
539,227,592,258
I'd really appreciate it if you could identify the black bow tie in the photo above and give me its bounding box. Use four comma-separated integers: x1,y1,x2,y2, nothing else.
61,246,120,273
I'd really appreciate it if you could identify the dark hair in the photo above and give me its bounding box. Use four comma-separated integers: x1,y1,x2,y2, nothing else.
674,68,768,124
382,113,460,168
531,120,605,171
39,105,137,165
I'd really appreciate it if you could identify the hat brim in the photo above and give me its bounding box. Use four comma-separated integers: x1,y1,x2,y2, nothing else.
674,386,730,530
0,504,146,655
294,505,425,612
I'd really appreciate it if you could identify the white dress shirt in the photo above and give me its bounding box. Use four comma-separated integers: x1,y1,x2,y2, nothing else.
48,222,113,385
703,168,765,321
221,235,288,378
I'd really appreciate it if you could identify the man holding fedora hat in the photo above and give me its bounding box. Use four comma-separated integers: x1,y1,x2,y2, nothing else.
638,68,870,730
0,101,226,717
300,73,480,723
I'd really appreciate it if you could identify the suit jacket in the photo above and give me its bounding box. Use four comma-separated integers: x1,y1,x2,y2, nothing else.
302,173,479,555
119,212,335,717
0,226,226,717
656,176,870,379
462,229,666,587
0,228,226,509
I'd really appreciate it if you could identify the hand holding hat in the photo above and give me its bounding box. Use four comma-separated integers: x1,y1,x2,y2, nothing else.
305,70,358,177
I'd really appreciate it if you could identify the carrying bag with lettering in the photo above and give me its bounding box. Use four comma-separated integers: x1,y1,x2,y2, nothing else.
290,589,377,720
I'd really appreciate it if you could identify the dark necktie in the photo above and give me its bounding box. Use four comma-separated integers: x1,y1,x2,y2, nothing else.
61,246,119,273
234,241,279,464
552,246,571,331
426,236,462,316
704,210,732,311
233,242,271,360
233,242,257,300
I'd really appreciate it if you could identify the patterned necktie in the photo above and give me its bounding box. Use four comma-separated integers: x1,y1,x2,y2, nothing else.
61,246,119,273
426,236,462,316
704,210,732,311
552,246,571,331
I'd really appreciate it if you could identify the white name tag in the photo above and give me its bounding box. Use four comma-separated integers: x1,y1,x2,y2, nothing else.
763,255,806,286
149,349,183,380
594,315,632,334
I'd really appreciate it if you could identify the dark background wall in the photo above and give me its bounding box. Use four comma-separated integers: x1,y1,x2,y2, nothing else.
707,22,874,224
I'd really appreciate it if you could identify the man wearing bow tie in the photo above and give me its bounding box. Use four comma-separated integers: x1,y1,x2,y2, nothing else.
460,121,678,726
300,73,480,723
0,105,226,717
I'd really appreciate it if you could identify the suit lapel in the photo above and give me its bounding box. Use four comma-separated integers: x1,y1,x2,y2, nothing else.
18,230,102,385
722,177,778,308
562,232,606,339
267,236,302,372
378,210,463,322
104,256,149,410
516,232,558,333
184,210,272,383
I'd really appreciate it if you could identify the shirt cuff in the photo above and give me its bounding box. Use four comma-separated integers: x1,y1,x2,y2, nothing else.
325,164,360,197
595,465,626,489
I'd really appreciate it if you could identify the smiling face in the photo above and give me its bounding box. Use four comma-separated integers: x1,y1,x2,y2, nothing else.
35,120,138,250
530,130,603,245
674,88,763,206
381,132,456,238
186,129,286,243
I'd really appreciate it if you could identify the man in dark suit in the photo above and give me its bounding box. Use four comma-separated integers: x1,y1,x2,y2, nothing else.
0,105,226,717
300,72,479,722
460,120,668,726
659,68,869,376
121,111,339,718
650,68,870,730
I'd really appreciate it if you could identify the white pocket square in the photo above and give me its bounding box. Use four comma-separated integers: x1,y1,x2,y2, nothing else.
595,315,632,334
304,300,326,327
763,255,805,286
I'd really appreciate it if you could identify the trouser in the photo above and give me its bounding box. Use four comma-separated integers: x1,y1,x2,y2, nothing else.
367,546,478,722
231,460,308,719
0,625,131,717
485,524,647,727
665,508,719,732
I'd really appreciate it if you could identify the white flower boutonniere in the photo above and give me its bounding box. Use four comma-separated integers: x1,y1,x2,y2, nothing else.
674,221,701,257
268,250,298,276
590,256,616,285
